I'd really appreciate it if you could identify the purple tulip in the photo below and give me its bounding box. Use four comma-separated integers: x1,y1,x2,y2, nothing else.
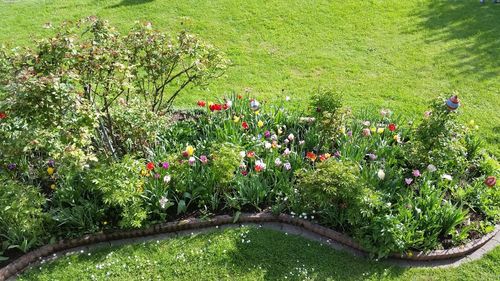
405,178,413,185
162,162,170,169
264,130,271,139
7,163,16,171
412,169,421,177
200,155,208,165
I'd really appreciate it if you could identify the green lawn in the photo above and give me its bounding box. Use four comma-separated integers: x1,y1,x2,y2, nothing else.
0,0,499,156
18,226,500,281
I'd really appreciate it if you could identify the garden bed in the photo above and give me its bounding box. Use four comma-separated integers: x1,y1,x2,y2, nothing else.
0,18,498,277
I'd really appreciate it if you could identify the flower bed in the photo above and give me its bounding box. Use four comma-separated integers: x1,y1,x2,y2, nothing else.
0,18,498,264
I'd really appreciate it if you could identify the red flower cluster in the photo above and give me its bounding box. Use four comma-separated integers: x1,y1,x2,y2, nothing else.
388,123,396,132
197,100,206,107
0,112,7,119
242,121,249,129
209,104,223,111
306,152,317,162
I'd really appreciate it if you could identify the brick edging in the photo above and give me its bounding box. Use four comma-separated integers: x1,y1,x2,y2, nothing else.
1,212,498,280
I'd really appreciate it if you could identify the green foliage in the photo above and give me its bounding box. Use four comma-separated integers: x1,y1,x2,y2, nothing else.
296,160,381,230
0,177,48,252
91,156,148,228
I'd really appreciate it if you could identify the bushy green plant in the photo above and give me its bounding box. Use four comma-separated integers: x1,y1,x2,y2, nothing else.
0,177,48,253
295,160,381,230
91,156,148,228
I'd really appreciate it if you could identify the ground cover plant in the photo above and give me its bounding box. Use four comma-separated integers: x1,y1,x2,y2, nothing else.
17,227,500,281
0,18,498,264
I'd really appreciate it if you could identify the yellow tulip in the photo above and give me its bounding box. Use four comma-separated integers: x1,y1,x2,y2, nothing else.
47,167,55,176
257,120,264,128
233,116,240,123
377,128,384,134
50,184,56,190
186,145,195,156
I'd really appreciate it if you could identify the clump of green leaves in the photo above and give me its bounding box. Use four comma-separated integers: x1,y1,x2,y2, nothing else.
91,156,148,228
0,176,48,253
295,160,381,231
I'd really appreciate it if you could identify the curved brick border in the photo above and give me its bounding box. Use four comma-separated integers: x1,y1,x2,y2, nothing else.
1,212,498,280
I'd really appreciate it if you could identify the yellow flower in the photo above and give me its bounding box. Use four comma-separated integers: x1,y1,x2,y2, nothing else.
377,127,384,134
47,167,55,176
254,110,260,115
271,141,278,148
370,127,376,133
278,128,283,135
50,184,56,190
324,153,331,159
339,126,346,134
140,169,148,177
103,221,108,225
233,116,240,123
257,120,264,128
186,145,195,156
394,134,401,143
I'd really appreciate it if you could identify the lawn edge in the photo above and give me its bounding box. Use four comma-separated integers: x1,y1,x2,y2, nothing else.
1,212,499,280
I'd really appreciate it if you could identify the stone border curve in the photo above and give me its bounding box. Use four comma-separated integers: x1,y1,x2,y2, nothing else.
1,212,499,280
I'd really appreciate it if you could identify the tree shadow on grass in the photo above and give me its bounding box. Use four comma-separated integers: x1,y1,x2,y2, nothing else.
221,228,406,280
413,1,500,81
107,0,154,9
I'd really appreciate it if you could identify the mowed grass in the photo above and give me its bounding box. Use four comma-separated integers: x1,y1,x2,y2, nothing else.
18,227,500,281
0,0,499,156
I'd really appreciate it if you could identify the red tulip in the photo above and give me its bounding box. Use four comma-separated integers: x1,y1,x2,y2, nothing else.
209,104,222,112
0,112,6,119
485,176,496,188
242,121,249,129
306,152,317,162
388,123,396,132
146,162,155,171
197,100,206,107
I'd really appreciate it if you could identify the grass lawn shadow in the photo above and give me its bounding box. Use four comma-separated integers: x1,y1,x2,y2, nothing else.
221,227,407,280
107,0,154,9
413,1,500,81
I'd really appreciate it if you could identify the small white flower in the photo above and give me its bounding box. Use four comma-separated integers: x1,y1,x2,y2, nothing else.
441,174,453,181
159,196,169,209
284,139,289,144
274,158,282,167
284,162,292,170
283,148,291,156
240,151,246,158
299,140,305,145
264,142,272,149
377,169,385,180
163,175,171,184
427,164,437,172
285,96,291,101
288,134,295,141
